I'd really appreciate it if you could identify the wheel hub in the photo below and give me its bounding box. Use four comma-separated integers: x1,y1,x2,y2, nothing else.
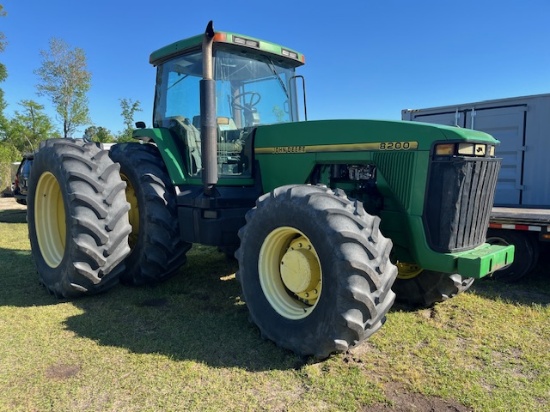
280,240,320,297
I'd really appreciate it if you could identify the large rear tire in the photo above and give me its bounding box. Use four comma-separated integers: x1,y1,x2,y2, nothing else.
27,139,131,298
109,143,191,285
236,185,397,359
392,264,474,308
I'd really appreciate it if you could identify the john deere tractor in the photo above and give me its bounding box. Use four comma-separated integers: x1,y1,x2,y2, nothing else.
27,21,514,358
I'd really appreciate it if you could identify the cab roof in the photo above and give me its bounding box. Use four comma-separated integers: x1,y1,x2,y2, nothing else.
149,30,305,67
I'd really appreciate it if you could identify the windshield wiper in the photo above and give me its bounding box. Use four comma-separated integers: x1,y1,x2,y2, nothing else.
168,73,190,90
266,57,289,98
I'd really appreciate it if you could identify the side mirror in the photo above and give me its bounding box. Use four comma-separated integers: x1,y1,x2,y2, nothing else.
135,121,146,129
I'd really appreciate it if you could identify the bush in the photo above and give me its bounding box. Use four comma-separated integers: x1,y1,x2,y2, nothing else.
0,142,20,194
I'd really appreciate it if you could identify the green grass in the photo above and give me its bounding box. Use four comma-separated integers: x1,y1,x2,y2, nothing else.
1,207,549,411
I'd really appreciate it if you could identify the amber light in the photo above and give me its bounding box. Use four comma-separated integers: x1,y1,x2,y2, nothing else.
213,33,227,42
435,143,455,156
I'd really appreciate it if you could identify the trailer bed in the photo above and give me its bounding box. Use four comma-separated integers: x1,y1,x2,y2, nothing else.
490,207,550,226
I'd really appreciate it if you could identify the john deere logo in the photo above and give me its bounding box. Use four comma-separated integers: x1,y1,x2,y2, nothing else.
255,141,419,154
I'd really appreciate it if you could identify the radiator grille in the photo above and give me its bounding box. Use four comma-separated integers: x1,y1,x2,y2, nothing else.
424,157,500,252
374,151,415,210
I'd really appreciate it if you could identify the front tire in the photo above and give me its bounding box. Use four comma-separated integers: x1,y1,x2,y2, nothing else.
28,139,131,298
236,185,397,359
392,265,474,308
109,143,191,285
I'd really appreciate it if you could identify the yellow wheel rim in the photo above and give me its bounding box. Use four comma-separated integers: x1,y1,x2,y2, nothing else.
259,227,322,320
396,262,423,280
35,172,66,268
121,174,139,249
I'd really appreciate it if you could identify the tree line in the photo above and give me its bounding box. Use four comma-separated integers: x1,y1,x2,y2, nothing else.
0,4,142,168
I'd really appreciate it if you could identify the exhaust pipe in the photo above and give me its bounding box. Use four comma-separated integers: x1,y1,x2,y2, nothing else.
200,20,217,195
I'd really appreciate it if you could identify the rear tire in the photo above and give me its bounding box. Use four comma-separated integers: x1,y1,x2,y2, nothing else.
109,143,191,285
393,267,474,308
236,185,397,358
485,229,539,282
27,139,131,298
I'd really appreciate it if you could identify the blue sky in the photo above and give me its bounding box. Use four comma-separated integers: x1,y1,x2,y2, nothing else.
1,0,549,136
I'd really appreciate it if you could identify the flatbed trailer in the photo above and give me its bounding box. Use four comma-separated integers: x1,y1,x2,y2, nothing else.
490,208,550,230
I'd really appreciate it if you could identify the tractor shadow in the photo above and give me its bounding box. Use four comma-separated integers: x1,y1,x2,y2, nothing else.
0,204,59,307
63,246,306,371
0,247,66,307
391,262,550,314
0,233,304,370
470,268,550,306
0,207,27,224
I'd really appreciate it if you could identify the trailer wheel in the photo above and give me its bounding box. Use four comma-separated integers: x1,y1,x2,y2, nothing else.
392,264,474,308
486,229,539,282
109,143,191,285
236,185,397,359
27,139,131,298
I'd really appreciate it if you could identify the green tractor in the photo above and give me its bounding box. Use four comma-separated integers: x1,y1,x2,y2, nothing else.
27,21,514,359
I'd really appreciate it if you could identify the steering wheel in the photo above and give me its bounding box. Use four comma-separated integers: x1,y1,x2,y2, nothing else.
232,91,261,112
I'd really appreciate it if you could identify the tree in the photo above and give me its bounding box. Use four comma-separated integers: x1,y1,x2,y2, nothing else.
117,98,142,142
35,38,91,138
7,100,57,153
0,140,19,193
0,5,6,51
0,5,8,136
84,125,115,143
0,4,14,193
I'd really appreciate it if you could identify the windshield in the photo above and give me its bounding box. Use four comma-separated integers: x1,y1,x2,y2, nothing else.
214,48,298,127
153,46,299,177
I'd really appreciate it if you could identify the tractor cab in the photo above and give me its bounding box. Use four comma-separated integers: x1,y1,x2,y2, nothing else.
149,27,305,179
139,23,307,248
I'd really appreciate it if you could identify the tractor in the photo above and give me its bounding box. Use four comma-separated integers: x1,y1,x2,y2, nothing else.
27,21,514,359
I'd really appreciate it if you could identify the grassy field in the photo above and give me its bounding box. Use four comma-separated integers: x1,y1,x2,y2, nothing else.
1,198,549,412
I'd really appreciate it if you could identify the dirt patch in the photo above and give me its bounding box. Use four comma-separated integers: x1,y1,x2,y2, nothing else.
45,363,81,380
367,382,472,411
343,346,473,411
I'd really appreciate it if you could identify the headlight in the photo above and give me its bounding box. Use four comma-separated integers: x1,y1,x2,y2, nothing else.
434,143,495,158
458,143,475,155
435,143,455,156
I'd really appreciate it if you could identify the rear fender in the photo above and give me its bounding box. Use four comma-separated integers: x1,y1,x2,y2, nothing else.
131,128,187,184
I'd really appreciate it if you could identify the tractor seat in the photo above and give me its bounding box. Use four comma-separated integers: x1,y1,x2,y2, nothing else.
217,116,237,131
192,116,238,132
168,116,201,174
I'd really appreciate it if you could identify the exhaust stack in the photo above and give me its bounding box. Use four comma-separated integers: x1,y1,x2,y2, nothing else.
200,21,217,195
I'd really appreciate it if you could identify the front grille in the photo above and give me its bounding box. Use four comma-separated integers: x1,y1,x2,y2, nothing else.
374,151,415,210
424,157,500,252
